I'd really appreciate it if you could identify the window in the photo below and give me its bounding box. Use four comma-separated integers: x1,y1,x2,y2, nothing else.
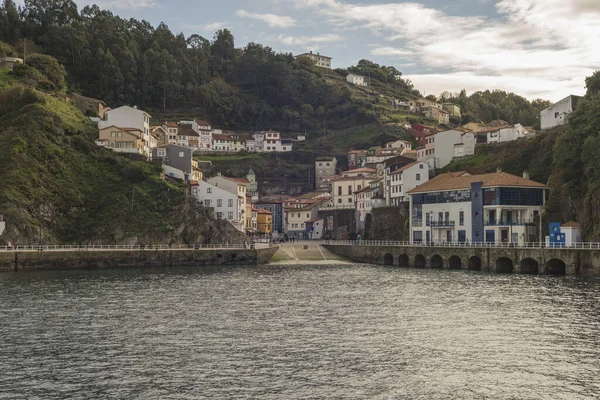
216,212,222,220
228,212,233,220
207,188,212,194
348,185,352,195
338,187,342,195
444,212,449,222
326,163,330,167
111,131,116,137
157,149,166,157
298,213,301,218
348,198,353,203
205,200,211,207
179,152,184,158
217,199,222,207
416,174,421,181
338,199,342,204
420,164,424,169
319,163,323,167
117,131,122,137
459,211,464,226
358,185,362,191
555,112,559,118
228,199,233,207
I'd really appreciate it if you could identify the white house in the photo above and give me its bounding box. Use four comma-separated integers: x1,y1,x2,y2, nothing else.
163,121,179,145
386,140,412,150
346,74,367,86
207,174,249,232
477,124,529,144
192,119,213,150
285,199,327,239
408,171,548,245
212,134,232,150
540,95,581,131
389,161,429,206
263,130,283,152
190,181,243,232
98,105,152,157
295,51,332,69
434,129,476,169
328,168,376,209
561,222,582,247
417,134,436,170
252,132,265,152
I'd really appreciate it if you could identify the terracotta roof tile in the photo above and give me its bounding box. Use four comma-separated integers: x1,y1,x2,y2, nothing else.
408,172,548,194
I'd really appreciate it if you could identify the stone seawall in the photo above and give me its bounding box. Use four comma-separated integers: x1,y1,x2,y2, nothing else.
323,244,600,277
0,247,279,273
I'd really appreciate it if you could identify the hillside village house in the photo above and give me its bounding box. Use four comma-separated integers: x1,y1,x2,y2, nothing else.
192,119,213,149
212,134,233,150
262,130,292,152
434,129,476,168
386,140,412,150
284,199,328,239
151,144,202,182
423,106,450,124
252,132,265,151
389,161,429,206
180,125,199,148
150,125,167,146
442,103,462,118
190,181,242,231
97,126,144,154
476,124,529,144
408,99,442,112
208,174,249,233
355,186,372,232
295,51,332,69
346,74,367,86
225,132,247,152
315,156,337,189
540,95,581,131
417,134,436,170
98,106,152,157
408,171,548,245
328,168,376,208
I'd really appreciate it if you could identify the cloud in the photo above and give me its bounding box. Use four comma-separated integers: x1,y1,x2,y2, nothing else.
236,10,296,28
183,21,230,32
289,0,600,101
265,33,344,49
85,0,158,9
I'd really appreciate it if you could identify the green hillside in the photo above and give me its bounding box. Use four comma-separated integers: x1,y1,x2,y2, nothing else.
0,84,242,245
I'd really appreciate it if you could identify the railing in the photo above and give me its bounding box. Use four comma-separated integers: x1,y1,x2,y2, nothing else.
0,243,276,252
323,240,600,250
430,221,456,227
485,220,536,226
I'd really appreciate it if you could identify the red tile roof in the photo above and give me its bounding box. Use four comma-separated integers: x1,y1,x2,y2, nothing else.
561,222,581,228
195,120,211,126
165,121,178,128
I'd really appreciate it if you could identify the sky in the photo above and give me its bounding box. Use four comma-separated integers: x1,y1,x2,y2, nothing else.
32,0,600,101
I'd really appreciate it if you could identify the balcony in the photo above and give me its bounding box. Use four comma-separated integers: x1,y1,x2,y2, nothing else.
485,219,536,226
430,220,456,228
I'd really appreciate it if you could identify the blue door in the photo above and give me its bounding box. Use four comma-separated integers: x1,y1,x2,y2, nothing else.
458,230,466,243
485,230,496,244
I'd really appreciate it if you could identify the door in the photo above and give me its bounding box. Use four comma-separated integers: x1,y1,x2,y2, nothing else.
446,230,452,242
501,229,509,243
426,231,430,244
486,230,496,244
489,210,496,225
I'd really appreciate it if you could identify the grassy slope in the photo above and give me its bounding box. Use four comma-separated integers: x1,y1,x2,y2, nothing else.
0,85,242,245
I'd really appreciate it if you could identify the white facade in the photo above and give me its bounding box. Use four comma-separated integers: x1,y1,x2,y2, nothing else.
252,133,265,151
561,223,582,246
386,140,412,150
308,218,325,240
245,138,256,151
0,217,5,237
329,169,375,209
346,74,367,86
207,175,248,232
434,130,476,168
417,135,436,170
295,51,332,68
99,106,152,156
484,124,529,144
285,205,320,239
191,181,242,231
540,95,580,131
389,162,429,206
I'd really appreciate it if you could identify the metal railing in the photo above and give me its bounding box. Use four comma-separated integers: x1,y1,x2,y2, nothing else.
0,243,276,252
485,220,536,226
323,240,600,250
430,221,456,227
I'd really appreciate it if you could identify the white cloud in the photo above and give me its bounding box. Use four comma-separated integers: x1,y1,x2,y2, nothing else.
84,0,158,9
183,21,230,32
267,33,344,49
236,10,296,28
290,0,600,101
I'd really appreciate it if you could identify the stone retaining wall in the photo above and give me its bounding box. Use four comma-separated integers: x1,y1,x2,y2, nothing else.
0,247,279,273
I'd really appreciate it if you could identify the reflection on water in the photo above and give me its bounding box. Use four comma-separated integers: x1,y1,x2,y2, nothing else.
1,264,600,399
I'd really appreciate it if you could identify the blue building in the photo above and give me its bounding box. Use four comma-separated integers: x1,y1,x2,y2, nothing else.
254,200,284,234
408,171,549,245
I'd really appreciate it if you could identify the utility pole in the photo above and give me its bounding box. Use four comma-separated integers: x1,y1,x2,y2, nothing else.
23,37,27,64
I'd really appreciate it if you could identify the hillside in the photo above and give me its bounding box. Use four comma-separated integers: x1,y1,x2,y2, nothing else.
0,85,243,245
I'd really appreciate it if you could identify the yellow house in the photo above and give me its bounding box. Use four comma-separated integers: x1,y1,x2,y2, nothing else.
254,208,273,234
442,103,462,118
97,125,144,154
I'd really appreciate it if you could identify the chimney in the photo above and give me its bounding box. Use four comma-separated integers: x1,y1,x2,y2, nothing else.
309,50,313,54
523,171,529,180
496,167,502,173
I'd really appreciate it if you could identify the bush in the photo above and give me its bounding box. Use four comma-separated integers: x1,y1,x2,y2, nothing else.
25,54,67,91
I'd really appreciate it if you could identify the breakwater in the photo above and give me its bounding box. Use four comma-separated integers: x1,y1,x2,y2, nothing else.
0,247,278,272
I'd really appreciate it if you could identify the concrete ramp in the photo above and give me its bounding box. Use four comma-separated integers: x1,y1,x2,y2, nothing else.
271,242,348,263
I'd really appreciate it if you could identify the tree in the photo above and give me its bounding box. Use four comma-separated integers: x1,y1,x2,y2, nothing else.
585,70,600,96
